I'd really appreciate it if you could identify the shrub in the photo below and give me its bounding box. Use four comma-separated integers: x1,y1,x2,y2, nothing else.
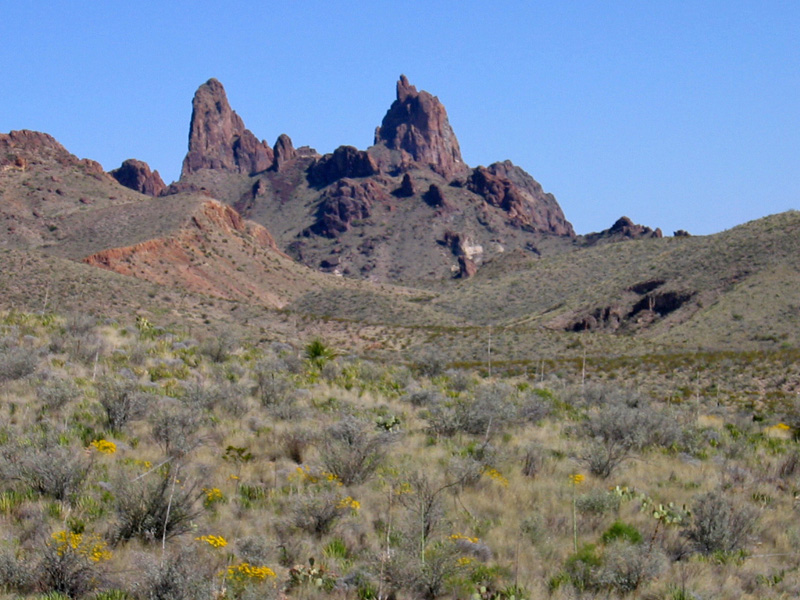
461,382,517,437
576,489,621,519
289,492,350,537
402,387,443,408
319,416,392,486
132,548,214,600
414,348,448,378
37,378,82,411
0,340,37,382
149,400,204,459
253,357,295,411
304,338,336,367
580,397,679,478
562,543,602,593
521,443,544,478
36,534,106,599
518,389,553,424
0,548,32,594
684,490,759,555
112,469,201,545
199,332,237,363
97,378,146,433
601,521,642,545
597,540,665,595
3,438,90,502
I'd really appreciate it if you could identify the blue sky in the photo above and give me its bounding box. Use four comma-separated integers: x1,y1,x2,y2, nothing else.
2,1,798,235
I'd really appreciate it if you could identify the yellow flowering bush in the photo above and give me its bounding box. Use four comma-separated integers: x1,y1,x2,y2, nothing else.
227,562,277,582
290,465,342,487
196,534,228,548
482,467,509,487
336,496,361,512
569,473,585,485
51,530,112,562
89,439,117,455
202,487,226,508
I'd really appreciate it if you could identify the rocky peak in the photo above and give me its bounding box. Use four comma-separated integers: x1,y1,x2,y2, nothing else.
181,78,273,178
110,159,166,197
273,134,297,172
373,75,465,180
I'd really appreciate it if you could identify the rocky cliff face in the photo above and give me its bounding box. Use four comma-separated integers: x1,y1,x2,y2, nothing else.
110,159,166,197
465,161,575,236
308,146,379,187
181,78,274,177
372,75,466,180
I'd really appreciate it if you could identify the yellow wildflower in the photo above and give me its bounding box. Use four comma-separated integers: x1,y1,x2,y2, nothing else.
51,530,111,562
569,473,585,485
196,534,228,548
337,496,361,512
482,467,509,487
202,487,225,507
89,439,117,455
227,562,277,581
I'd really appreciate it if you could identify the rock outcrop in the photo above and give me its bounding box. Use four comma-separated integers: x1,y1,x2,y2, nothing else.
306,179,390,238
423,184,452,210
585,217,663,244
110,159,166,197
466,161,575,236
441,230,480,278
394,173,415,198
0,130,77,167
181,78,273,177
373,75,466,179
308,145,379,187
272,134,297,172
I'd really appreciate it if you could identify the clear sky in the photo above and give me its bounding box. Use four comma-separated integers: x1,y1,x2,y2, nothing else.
2,1,798,235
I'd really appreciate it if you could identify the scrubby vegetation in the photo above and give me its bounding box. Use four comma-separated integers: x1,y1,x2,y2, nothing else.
1,309,800,599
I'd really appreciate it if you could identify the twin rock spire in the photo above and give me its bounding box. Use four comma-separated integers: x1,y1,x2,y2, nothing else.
180,75,466,181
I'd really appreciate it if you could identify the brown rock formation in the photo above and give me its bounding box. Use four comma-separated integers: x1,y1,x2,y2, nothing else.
308,145,379,187
0,130,77,167
441,230,479,278
423,184,451,210
458,256,478,279
373,75,466,179
585,217,663,244
273,134,297,172
394,173,415,197
466,161,574,236
110,159,166,197
181,78,273,177
307,179,390,238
